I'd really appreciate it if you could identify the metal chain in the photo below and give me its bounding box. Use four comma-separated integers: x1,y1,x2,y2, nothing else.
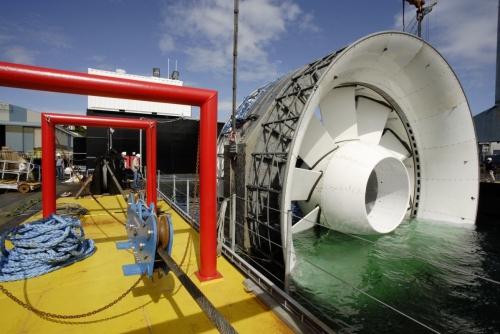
0,271,146,319
178,129,200,268
6,197,42,217
48,121,124,225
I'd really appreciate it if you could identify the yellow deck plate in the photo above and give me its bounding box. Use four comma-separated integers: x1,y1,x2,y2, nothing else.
0,195,293,333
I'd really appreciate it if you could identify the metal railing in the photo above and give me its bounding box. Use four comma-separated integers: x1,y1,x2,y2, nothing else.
0,160,41,183
157,173,199,225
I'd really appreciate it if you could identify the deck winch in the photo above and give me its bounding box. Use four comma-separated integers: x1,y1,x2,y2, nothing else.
116,193,173,277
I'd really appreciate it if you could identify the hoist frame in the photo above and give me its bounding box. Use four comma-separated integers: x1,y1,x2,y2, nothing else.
0,61,221,281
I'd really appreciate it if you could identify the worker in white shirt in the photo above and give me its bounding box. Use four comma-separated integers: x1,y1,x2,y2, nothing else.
132,153,141,188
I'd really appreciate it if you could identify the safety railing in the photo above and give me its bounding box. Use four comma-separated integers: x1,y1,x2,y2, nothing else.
157,173,199,226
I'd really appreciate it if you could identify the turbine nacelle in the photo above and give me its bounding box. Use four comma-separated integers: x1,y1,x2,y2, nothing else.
298,141,410,235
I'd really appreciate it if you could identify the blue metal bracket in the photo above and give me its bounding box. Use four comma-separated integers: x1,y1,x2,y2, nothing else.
117,192,174,278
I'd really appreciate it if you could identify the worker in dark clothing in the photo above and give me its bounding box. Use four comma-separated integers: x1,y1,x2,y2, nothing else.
486,157,495,182
121,152,128,188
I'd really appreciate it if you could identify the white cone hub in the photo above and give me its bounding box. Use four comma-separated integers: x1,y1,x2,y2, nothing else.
301,141,410,234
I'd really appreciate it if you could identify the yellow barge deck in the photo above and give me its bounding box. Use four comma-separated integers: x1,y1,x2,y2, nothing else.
0,195,294,333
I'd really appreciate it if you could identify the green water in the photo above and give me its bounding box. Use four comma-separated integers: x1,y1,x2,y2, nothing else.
290,219,500,333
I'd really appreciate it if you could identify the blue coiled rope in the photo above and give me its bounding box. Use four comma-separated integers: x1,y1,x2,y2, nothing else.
0,214,96,282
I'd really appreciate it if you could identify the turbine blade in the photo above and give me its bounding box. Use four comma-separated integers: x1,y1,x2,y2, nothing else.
298,115,337,168
379,130,411,160
290,168,322,201
292,206,320,234
320,86,358,142
356,97,391,144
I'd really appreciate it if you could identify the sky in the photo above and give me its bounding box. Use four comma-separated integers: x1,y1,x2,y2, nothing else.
0,0,497,122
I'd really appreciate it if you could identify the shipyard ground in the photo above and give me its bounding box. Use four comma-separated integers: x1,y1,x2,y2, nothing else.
0,188,295,333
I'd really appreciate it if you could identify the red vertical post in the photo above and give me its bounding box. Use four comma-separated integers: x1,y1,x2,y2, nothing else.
146,124,157,207
41,114,56,217
195,93,221,281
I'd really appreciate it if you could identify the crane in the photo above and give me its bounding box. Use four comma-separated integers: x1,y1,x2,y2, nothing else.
404,0,437,38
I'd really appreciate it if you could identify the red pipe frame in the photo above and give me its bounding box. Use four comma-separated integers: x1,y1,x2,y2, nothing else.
0,62,220,281
41,113,157,215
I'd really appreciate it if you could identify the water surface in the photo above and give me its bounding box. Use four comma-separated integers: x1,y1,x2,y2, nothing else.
290,219,500,333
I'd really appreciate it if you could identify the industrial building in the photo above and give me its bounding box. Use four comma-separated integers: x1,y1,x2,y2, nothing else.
0,102,82,157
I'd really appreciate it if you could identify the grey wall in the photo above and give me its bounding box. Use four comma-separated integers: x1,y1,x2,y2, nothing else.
6,125,23,151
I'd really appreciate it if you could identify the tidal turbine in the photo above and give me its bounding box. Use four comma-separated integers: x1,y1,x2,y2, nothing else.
218,31,478,267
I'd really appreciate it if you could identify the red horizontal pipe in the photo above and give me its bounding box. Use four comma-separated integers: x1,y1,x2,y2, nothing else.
0,62,216,106
43,113,154,130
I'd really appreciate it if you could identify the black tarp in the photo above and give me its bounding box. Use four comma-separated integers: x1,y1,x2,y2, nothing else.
85,110,224,174
89,149,125,195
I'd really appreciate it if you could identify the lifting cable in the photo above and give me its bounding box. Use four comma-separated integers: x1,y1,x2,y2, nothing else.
157,248,237,334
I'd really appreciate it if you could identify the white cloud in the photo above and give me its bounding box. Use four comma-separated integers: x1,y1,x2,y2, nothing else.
393,0,496,91
0,13,71,64
393,1,496,64
218,100,233,122
159,35,175,53
432,1,495,67
184,46,228,76
159,0,318,82
298,13,320,33
90,55,106,62
0,33,13,44
3,46,36,65
33,25,71,49
218,100,233,113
